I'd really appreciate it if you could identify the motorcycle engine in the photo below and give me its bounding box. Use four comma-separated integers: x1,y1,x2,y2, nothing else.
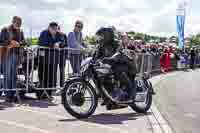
101,72,130,97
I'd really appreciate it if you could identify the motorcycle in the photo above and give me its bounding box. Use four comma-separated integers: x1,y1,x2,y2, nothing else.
61,49,155,119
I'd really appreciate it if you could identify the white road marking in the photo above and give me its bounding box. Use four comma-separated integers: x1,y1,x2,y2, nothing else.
0,119,54,133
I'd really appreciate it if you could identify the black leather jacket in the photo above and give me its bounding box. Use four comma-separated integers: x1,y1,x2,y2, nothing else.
94,40,119,60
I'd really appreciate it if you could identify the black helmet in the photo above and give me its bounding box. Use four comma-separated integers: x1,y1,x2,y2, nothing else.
95,26,119,44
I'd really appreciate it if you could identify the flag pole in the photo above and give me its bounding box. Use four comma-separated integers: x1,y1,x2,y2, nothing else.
176,2,186,52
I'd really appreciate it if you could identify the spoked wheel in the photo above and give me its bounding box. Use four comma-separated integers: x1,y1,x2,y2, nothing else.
130,91,152,113
62,79,98,119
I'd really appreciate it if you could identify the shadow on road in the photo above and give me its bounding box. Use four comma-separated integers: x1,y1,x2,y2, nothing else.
22,99,58,108
59,112,152,125
0,96,58,109
0,97,15,110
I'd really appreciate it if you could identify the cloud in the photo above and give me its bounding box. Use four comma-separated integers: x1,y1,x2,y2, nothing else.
0,0,198,38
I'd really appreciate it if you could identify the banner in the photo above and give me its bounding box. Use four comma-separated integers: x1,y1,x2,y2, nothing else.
176,3,186,49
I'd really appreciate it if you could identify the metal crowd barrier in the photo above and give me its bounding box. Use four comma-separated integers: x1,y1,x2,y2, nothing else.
150,53,161,75
136,53,153,77
0,46,155,90
1,45,184,102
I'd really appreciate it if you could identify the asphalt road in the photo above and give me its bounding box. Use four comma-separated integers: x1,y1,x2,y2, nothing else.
0,60,160,133
154,69,200,133
0,96,154,133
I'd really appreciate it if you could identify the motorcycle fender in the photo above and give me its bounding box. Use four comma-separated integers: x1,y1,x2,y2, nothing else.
146,80,156,95
62,76,84,89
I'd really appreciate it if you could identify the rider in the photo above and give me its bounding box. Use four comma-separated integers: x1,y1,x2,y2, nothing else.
94,27,137,108
94,26,119,60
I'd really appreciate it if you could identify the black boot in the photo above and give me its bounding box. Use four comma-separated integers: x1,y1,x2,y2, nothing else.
106,102,127,110
126,80,136,100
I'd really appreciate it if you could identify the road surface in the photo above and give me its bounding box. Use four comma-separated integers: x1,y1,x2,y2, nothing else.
0,66,176,133
154,69,200,133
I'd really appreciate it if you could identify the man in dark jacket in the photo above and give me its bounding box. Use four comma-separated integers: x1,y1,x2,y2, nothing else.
0,16,25,102
38,22,65,99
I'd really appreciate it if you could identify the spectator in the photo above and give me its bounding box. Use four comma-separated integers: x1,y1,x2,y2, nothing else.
141,45,147,53
38,22,65,99
120,32,129,49
150,44,160,74
67,20,86,75
190,48,196,69
183,50,189,70
195,49,200,66
172,48,180,70
150,44,159,55
160,47,171,73
127,40,137,52
57,26,67,87
0,16,25,102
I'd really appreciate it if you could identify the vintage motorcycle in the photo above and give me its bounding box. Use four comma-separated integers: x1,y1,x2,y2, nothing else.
61,49,155,119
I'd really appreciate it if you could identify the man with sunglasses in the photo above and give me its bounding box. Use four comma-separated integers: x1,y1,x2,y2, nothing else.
38,22,65,99
67,20,86,75
0,16,25,102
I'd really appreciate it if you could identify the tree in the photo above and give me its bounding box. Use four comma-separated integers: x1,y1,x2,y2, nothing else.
84,35,96,46
25,38,38,46
191,34,200,46
128,31,135,36
160,37,167,43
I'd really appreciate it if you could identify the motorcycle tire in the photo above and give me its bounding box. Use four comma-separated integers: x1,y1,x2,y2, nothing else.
130,92,152,113
62,78,98,119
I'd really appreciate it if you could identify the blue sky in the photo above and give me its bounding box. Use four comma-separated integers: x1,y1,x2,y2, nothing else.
0,0,197,37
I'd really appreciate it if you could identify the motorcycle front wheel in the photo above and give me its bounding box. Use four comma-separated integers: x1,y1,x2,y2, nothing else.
130,92,152,113
62,78,98,119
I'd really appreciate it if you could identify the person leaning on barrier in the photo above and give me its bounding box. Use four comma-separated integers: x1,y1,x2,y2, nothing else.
38,22,65,99
67,20,86,75
0,16,25,102
57,26,68,87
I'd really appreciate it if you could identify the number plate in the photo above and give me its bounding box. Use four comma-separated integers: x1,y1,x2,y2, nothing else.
135,92,146,102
